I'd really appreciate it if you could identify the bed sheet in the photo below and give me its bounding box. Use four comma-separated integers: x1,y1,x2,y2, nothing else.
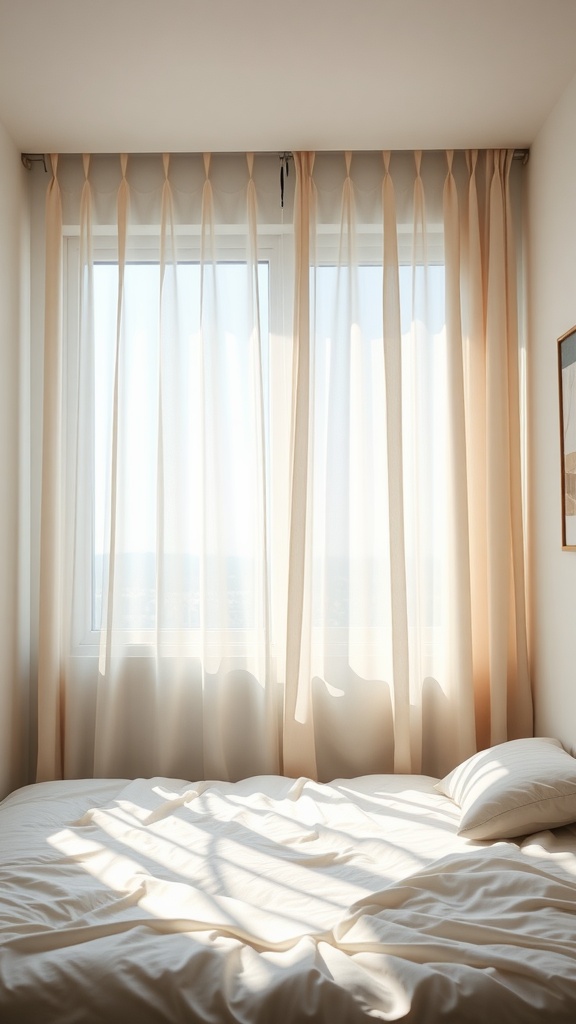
1,774,575,1023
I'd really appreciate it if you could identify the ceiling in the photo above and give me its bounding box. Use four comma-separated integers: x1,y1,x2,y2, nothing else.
1,0,576,155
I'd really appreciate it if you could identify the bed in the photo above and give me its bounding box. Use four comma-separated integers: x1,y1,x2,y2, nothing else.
1,737,576,1023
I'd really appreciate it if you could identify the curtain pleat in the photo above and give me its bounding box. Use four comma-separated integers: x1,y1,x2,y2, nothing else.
381,151,411,774
463,149,491,750
442,150,476,764
36,150,532,785
36,155,64,782
246,153,279,771
283,152,317,779
482,150,533,743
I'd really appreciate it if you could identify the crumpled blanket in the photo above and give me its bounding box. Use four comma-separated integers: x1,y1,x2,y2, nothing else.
0,774,575,1022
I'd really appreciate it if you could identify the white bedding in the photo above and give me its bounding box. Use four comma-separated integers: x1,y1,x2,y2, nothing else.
1,773,576,1022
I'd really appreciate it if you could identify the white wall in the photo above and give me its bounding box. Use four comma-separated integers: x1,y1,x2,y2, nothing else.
0,120,30,797
528,72,576,753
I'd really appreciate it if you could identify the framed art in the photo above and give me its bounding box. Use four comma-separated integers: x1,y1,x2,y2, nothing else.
558,325,576,550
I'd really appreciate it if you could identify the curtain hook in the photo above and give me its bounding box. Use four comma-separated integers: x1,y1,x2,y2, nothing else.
279,152,293,208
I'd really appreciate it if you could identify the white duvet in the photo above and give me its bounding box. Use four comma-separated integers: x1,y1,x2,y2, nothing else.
0,774,575,1022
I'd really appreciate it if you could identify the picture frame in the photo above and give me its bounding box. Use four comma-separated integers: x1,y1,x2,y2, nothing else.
558,325,576,550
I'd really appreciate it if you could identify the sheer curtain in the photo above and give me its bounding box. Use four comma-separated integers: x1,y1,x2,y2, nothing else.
36,150,532,783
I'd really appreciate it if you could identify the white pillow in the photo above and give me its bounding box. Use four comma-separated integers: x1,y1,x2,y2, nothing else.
435,737,576,840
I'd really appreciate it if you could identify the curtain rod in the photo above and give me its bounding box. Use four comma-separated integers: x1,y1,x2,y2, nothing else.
21,148,530,172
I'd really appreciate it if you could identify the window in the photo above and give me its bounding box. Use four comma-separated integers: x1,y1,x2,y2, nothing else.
66,234,285,652
67,232,447,654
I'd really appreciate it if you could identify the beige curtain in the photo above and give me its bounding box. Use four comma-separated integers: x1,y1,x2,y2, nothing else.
37,153,287,781
36,150,532,784
281,149,532,779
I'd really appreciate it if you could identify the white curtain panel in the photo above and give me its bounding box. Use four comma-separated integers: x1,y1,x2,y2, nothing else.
36,150,532,783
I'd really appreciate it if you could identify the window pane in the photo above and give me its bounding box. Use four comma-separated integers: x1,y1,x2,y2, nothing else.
92,260,270,632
